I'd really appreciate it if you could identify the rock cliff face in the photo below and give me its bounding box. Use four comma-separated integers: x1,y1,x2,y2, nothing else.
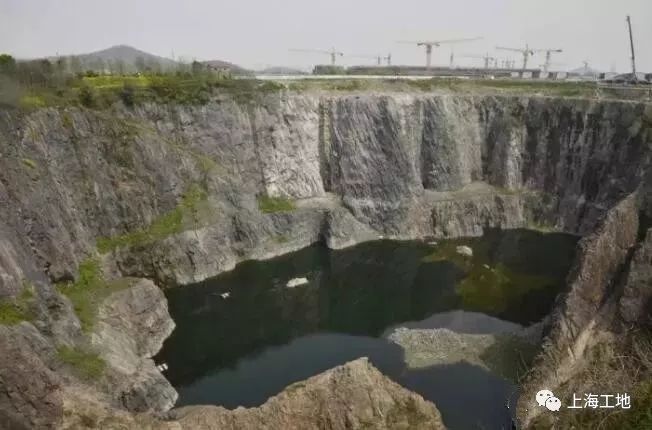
1,95,649,289
0,92,651,428
91,279,177,413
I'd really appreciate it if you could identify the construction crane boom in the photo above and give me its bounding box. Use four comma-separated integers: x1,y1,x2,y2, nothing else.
397,37,482,70
289,48,344,66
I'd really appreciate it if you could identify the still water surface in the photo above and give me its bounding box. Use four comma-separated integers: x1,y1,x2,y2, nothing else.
157,229,578,429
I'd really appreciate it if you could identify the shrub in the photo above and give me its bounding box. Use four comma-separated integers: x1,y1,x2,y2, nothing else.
119,83,136,107
78,85,95,107
19,94,46,109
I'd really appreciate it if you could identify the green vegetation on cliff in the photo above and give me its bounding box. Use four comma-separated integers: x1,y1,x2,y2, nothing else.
97,184,209,253
56,258,132,332
0,284,34,325
57,345,106,380
257,195,296,213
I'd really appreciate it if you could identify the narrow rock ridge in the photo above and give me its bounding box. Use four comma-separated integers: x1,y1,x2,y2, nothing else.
516,191,651,426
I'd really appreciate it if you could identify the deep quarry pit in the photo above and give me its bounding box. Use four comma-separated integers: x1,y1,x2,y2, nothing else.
1,90,651,429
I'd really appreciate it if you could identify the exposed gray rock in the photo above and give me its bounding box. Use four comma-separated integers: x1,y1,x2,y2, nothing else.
0,323,63,430
620,228,652,323
92,279,177,413
387,325,540,381
517,193,641,426
171,358,446,430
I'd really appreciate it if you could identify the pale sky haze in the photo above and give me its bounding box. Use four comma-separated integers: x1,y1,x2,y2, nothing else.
1,0,651,72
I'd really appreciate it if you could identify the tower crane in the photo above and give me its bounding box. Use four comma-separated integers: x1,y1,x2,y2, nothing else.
289,48,344,66
496,45,535,71
397,38,482,70
533,48,563,73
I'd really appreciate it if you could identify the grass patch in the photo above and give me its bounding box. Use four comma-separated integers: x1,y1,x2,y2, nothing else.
19,94,46,109
96,184,209,253
56,259,132,332
21,158,37,169
0,285,35,325
530,329,652,430
57,345,106,380
257,195,296,213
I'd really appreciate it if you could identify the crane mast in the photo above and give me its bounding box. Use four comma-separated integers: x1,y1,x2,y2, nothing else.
534,49,563,73
626,15,637,80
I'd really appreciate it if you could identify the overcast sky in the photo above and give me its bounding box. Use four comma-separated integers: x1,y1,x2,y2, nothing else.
2,0,651,72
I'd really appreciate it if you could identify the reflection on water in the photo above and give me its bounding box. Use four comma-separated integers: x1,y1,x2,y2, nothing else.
157,229,577,429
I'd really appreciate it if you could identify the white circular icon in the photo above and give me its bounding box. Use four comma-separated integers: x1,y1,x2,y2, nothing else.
545,396,561,411
535,389,554,407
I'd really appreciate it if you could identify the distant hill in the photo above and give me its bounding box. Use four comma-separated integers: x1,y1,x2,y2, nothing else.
79,45,177,67
55,45,179,72
47,45,251,75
